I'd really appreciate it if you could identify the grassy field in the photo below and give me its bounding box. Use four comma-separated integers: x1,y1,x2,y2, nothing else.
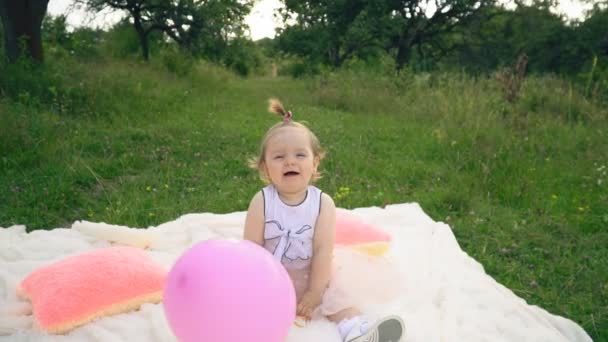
1,57,606,340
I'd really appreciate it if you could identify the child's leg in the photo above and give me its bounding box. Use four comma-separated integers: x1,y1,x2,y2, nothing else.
327,307,361,323
328,307,405,342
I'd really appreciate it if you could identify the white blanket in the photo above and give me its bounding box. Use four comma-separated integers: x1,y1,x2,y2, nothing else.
0,203,592,341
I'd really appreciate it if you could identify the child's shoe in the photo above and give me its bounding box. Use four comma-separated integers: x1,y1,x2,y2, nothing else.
343,315,405,342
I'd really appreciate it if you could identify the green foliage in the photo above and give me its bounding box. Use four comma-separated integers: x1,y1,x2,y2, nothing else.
578,1,608,53
279,59,323,78
70,27,103,58
78,0,253,60
42,15,71,48
276,0,496,70
220,38,263,76
42,15,102,59
428,4,575,74
577,55,608,103
506,5,577,73
101,21,143,58
0,58,51,100
574,6,608,101
1,60,97,121
254,37,279,59
191,0,253,55
194,36,266,76
277,0,387,68
161,47,195,76
342,54,397,76
273,0,606,82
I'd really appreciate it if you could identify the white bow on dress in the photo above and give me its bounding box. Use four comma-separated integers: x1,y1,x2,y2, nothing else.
264,220,313,262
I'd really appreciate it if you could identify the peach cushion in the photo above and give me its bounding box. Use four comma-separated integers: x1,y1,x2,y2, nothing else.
18,246,167,334
335,209,391,245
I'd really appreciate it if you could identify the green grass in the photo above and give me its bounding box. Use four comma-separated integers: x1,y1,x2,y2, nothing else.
1,57,607,340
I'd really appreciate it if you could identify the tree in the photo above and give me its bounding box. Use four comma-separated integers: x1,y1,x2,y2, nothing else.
578,3,608,58
187,0,252,59
277,0,386,68
442,1,594,75
276,0,495,71
383,0,497,71
0,0,50,62
77,0,252,61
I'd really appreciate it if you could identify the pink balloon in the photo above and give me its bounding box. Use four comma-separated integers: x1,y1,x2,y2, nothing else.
163,239,296,342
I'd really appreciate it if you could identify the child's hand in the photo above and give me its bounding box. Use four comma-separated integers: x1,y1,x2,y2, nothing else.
297,290,323,319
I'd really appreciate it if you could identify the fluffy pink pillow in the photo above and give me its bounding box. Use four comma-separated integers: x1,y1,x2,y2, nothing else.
335,209,391,245
18,246,167,334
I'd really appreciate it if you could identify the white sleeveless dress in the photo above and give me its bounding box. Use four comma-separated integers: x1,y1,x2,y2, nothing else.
262,184,402,317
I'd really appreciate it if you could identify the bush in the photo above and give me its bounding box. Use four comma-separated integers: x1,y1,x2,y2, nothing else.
161,47,195,76
221,38,264,76
0,56,89,116
70,28,102,59
280,60,323,78
42,15,102,60
0,58,56,103
577,55,608,103
99,22,141,58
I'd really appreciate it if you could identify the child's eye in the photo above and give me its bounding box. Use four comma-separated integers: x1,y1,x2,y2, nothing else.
297,153,306,157
274,155,284,160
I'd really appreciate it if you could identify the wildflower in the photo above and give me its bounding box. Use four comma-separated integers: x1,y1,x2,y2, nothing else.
335,186,351,201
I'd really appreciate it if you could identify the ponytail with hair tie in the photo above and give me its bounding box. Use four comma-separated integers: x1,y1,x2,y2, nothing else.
268,98,293,123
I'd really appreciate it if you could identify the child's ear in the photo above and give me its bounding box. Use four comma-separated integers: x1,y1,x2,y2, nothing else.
313,156,320,171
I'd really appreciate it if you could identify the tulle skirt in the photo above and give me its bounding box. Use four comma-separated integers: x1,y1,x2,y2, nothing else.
287,246,404,318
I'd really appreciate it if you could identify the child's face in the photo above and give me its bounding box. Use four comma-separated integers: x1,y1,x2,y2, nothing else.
263,126,319,196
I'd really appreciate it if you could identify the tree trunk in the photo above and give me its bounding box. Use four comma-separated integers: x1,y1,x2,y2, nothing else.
395,42,411,72
327,43,344,68
131,10,149,61
395,27,423,72
0,0,49,63
138,29,150,61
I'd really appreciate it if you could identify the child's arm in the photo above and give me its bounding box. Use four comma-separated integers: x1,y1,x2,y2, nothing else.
309,193,336,292
243,191,265,246
298,193,336,317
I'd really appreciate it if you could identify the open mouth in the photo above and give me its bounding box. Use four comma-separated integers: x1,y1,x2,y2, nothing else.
283,171,300,176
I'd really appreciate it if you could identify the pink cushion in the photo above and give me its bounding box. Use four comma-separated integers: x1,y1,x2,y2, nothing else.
335,209,391,245
18,246,167,334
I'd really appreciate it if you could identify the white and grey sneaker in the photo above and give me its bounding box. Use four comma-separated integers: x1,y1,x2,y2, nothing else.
345,315,405,342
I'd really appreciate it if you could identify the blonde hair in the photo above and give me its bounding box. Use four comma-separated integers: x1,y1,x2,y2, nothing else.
249,98,326,183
